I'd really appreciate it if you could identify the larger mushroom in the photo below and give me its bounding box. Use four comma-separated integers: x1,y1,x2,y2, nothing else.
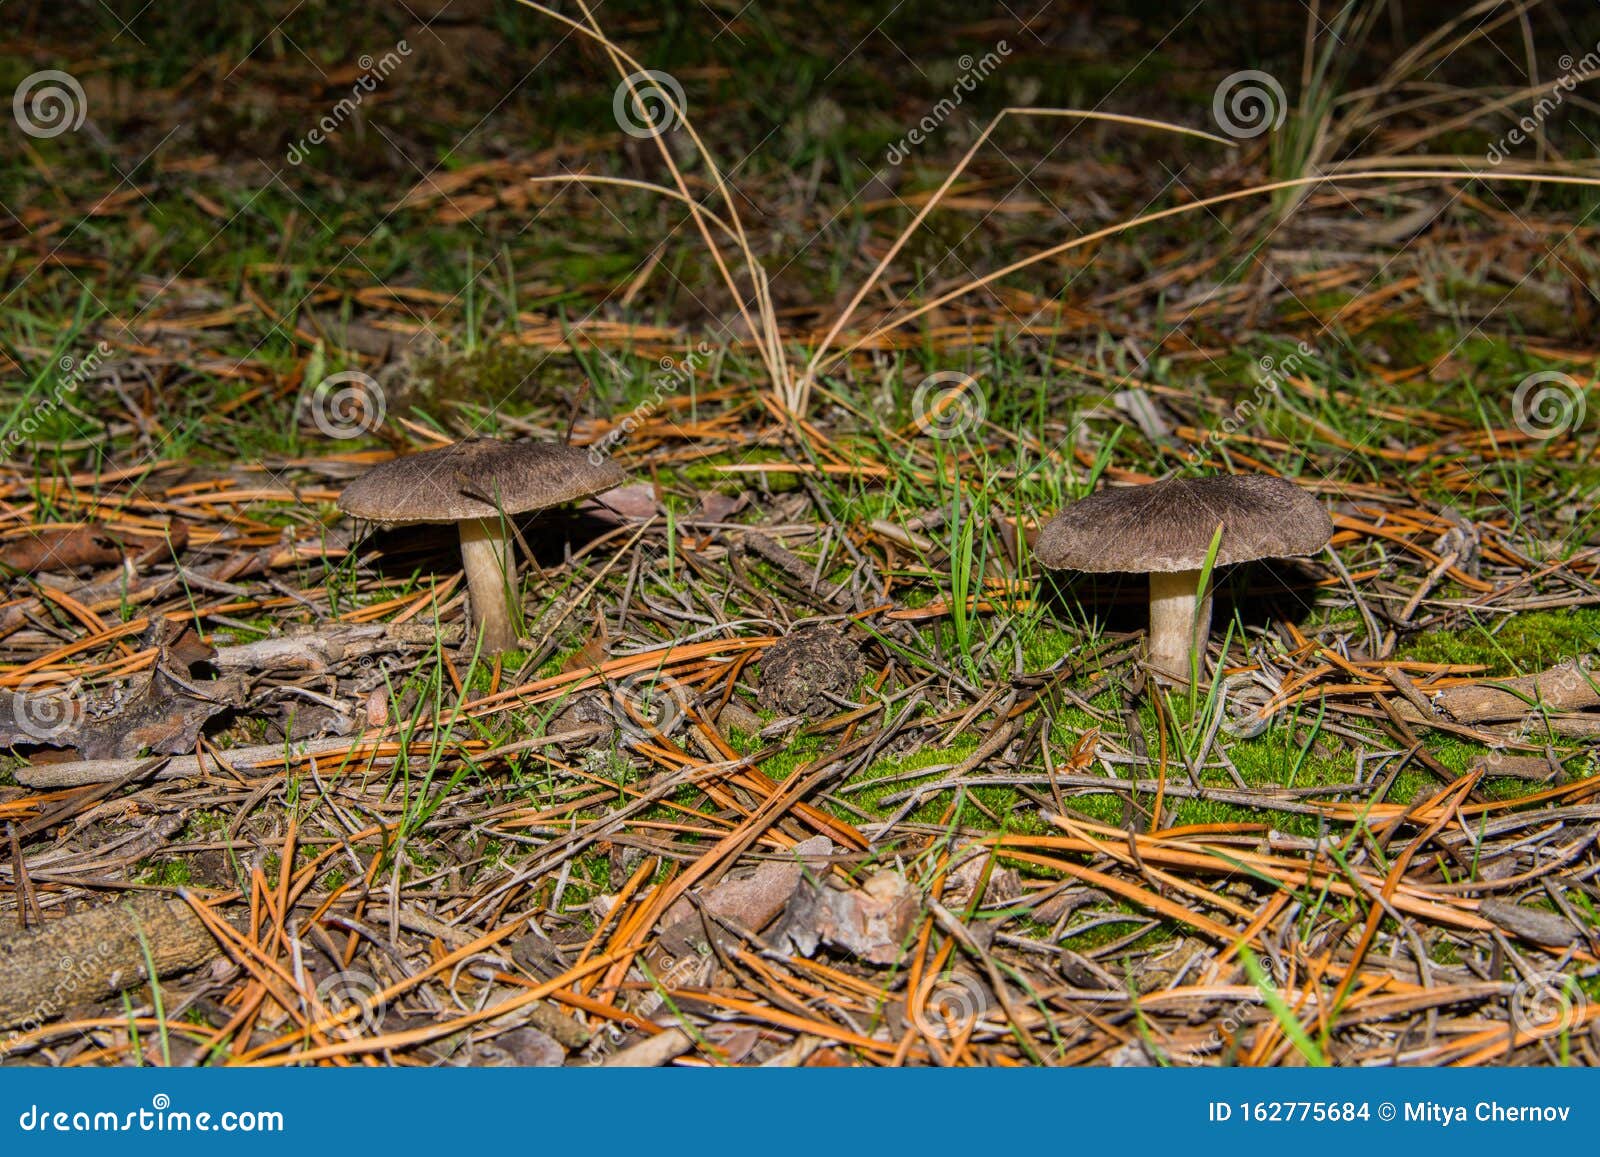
1034,474,1332,679
338,439,625,654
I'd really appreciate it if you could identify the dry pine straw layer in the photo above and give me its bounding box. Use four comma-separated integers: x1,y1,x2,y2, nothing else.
3,371,1600,1066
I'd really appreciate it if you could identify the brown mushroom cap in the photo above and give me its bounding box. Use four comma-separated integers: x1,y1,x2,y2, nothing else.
1035,474,1333,573
337,438,626,525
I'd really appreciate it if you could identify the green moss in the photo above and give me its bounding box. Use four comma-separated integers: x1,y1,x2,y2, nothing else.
762,735,827,784
1398,609,1600,671
187,810,227,834
1022,626,1080,671
138,859,193,887
834,734,976,820
725,726,762,757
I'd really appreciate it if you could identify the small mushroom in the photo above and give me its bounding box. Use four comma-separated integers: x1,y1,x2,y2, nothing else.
1034,474,1333,679
338,439,625,654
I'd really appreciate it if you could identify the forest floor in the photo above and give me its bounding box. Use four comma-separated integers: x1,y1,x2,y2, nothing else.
2,0,1600,1066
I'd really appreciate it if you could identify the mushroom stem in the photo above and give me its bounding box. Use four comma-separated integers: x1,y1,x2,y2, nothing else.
458,516,519,654
1147,568,1213,679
